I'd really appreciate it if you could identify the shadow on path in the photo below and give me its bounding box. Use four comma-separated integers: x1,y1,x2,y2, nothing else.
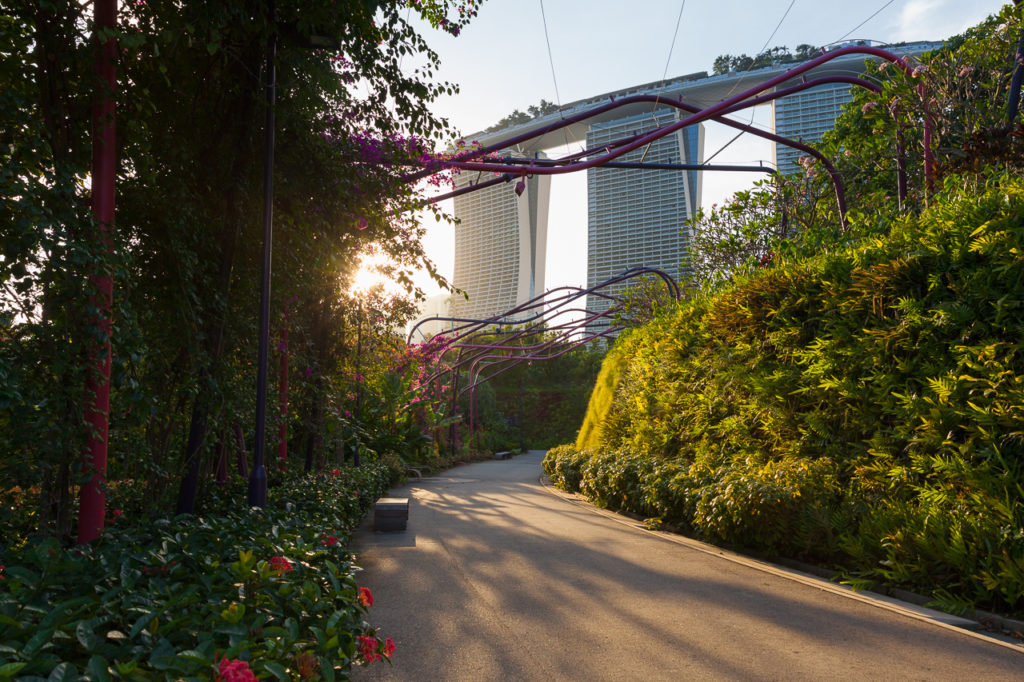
350,451,1023,681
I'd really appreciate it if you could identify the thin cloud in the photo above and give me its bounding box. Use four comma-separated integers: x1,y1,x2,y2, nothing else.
892,0,1001,42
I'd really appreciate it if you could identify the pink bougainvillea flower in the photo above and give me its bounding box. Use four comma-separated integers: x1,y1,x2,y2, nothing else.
357,635,381,663
215,656,258,682
358,586,373,607
330,468,340,477
268,556,293,575
384,637,396,658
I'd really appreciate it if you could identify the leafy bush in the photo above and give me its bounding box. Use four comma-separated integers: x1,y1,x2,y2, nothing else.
577,449,656,517
542,445,588,493
0,464,394,680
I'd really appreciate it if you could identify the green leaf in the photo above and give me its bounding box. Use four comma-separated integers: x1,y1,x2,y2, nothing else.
21,628,53,658
86,655,111,682
263,662,288,679
129,612,157,640
319,657,336,682
76,620,100,652
46,662,76,682
0,662,27,678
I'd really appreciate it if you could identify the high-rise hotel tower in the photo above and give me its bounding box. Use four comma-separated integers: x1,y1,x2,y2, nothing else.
450,154,551,322
585,110,703,322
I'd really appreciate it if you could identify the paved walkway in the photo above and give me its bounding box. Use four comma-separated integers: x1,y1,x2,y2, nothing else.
350,451,1023,681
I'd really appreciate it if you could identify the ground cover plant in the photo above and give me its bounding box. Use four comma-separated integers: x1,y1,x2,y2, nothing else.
550,5,1024,618
0,463,396,680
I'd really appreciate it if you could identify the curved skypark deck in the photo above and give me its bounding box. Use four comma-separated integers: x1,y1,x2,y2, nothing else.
464,41,942,152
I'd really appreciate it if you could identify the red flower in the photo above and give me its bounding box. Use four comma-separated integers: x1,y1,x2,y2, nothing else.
384,637,396,658
358,586,373,607
357,635,380,663
330,468,340,476
321,534,338,547
142,564,170,577
268,556,293,575
215,657,257,682
0,565,5,580
112,509,123,517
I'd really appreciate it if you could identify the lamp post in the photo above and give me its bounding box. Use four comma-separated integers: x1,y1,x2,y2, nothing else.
353,299,362,467
249,0,277,508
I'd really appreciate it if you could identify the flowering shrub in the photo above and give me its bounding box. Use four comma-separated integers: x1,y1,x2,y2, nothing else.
356,633,395,664
0,463,395,679
357,635,379,663
215,657,258,682
268,555,294,574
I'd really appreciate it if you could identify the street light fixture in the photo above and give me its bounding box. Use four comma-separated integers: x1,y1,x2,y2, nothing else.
249,3,339,507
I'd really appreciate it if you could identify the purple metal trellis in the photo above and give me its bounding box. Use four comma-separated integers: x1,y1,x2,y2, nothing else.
408,267,678,454
412,45,934,220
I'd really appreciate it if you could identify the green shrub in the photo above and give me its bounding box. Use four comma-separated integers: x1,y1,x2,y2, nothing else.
577,449,656,516
542,445,588,493
689,455,840,554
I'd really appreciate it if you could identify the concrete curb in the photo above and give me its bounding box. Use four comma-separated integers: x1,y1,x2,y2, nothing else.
538,474,1024,655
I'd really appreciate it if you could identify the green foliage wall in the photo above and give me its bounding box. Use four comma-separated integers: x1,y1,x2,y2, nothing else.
463,342,602,452
559,176,1024,615
576,341,632,451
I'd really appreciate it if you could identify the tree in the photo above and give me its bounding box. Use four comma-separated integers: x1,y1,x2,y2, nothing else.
0,0,485,537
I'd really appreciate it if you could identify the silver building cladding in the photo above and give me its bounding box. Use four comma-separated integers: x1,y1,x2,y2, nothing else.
450,156,550,323
585,110,703,326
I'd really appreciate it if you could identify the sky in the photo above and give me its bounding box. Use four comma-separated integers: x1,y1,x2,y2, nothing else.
363,0,1009,300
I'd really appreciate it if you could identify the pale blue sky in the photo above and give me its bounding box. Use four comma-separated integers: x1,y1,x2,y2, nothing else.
394,0,1008,297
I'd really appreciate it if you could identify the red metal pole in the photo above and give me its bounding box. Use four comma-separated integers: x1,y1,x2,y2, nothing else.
78,0,117,544
278,306,289,471
920,82,934,198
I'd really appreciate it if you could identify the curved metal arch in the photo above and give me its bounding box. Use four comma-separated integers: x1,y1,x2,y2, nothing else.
407,268,680,454
416,46,932,223
417,46,918,178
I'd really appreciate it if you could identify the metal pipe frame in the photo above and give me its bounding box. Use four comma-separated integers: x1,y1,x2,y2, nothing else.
413,47,932,223
407,268,678,451
413,46,917,179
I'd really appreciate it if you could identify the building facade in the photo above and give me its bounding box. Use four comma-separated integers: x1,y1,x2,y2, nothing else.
450,154,550,322
585,110,703,324
772,41,943,175
447,42,941,330
772,81,853,175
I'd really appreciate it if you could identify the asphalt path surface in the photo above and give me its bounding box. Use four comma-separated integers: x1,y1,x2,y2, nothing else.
350,451,1024,681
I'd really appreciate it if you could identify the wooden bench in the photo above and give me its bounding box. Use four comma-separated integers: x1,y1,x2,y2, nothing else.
373,497,409,532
